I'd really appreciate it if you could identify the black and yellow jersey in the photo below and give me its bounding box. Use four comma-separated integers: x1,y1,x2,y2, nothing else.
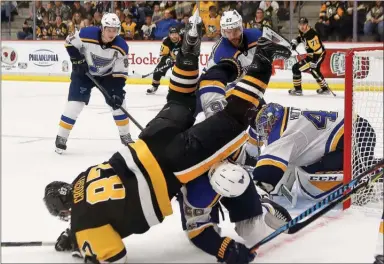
160,36,182,60
295,27,325,58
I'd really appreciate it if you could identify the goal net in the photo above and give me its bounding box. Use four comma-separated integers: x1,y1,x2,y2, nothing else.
344,47,384,211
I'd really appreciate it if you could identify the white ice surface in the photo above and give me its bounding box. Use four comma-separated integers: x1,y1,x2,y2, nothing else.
1,82,381,263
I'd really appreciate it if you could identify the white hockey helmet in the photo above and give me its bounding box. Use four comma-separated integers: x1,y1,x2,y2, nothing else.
208,160,250,197
220,10,243,38
101,12,121,36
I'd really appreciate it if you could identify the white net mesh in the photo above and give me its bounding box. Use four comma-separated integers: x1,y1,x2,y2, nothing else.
351,50,383,210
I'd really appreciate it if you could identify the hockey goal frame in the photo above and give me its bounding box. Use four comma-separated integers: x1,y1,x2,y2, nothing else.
343,46,384,210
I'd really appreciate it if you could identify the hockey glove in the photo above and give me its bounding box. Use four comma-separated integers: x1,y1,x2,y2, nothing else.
55,228,82,258
71,57,88,75
217,238,256,264
108,94,123,110
291,39,298,51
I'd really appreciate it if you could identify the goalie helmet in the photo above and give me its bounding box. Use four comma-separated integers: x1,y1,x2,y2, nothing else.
43,181,73,221
208,160,250,197
220,10,243,38
255,103,285,143
101,12,121,36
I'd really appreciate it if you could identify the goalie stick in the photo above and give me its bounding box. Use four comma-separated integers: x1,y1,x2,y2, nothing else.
85,72,144,131
249,159,384,253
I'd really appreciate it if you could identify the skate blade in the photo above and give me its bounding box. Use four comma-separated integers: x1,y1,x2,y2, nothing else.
55,148,64,154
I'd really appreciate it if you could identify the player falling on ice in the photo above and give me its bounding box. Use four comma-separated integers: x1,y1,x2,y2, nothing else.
43,10,292,263
289,17,331,96
55,13,133,154
251,103,379,203
146,26,183,95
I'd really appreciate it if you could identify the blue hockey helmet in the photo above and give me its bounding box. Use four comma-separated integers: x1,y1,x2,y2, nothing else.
255,103,284,142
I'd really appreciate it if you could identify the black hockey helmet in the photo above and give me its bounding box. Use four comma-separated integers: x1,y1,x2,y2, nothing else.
298,17,309,25
43,181,73,221
169,26,179,35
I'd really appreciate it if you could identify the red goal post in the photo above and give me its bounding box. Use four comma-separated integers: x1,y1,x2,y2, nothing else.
344,46,384,210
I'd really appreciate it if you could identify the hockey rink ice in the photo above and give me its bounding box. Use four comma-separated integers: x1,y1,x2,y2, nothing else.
1,81,382,263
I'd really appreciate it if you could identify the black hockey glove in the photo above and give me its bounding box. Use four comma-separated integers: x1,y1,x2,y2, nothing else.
217,238,256,264
71,57,88,75
108,94,123,110
55,228,82,258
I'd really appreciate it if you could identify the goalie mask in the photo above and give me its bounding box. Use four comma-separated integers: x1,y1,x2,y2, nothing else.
255,103,285,144
43,181,73,221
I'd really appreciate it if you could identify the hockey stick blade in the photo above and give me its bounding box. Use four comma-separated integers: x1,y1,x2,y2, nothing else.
250,159,384,253
1,241,56,247
85,72,144,131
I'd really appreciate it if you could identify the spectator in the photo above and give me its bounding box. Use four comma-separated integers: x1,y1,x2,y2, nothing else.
246,8,272,30
52,15,68,40
46,1,57,25
259,0,279,31
35,1,47,26
140,15,156,40
364,0,383,41
95,1,111,14
315,1,344,41
136,1,152,28
175,1,194,21
84,1,95,17
194,1,217,21
121,15,138,40
164,1,177,19
339,1,367,41
71,1,86,19
202,5,221,41
17,18,33,39
79,18,91,29
153,9,179,40
152,3,163,24
115,9,125,24
240,1,259,25
54,1,71,21
68,12,82,35
37,15,53,40
93,11,102,28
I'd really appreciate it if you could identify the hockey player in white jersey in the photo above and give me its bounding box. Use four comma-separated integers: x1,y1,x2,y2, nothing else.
252,103,377,201
55,13,132,154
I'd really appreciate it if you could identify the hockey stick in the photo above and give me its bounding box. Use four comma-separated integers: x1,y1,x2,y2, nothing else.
1,241,56,247
85,72,144,131
249,159,384,253
132,61,174,79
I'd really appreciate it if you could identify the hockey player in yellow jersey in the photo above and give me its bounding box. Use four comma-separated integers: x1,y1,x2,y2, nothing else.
146,26,183,95
289,17,331,96
43,11,292,263
55,13,133,154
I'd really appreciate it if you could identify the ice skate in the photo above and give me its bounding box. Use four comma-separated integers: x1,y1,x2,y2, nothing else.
317,87,331,95
288,88,303,96
181,9,203,57
55,135,67,154
120,133,134,145
146,86,158,95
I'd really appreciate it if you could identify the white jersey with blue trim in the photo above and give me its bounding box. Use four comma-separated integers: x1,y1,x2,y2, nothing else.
198,28,262,113
65,26,129,78
205,28,262,71
257,107,344,171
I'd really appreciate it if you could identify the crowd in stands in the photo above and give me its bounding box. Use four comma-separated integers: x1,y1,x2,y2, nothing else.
1,1,382,42
11,1,297,41
315,1,383,41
